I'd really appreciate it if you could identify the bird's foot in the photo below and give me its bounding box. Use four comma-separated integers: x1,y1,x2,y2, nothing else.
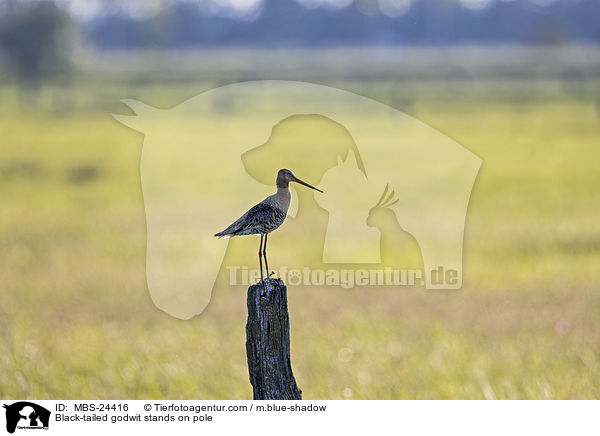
260,272,275,283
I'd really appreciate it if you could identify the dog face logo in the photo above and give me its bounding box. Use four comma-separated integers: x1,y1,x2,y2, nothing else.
3,402,50,433
114,80,482,319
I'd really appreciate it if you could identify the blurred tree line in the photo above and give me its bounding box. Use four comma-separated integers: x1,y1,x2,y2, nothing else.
88,0,600,48
0,0,598,86
0,1,74,98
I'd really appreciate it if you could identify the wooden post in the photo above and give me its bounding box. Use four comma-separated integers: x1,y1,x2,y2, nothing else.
245,278,302,400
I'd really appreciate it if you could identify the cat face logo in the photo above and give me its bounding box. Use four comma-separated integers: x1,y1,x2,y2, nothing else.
3,402,50,433
114,80,482,319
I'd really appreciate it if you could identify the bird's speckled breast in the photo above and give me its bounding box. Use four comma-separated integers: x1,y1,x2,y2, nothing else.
258,188,291,233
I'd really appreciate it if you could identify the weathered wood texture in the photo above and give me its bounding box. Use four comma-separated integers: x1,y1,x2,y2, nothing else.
245,278,302,400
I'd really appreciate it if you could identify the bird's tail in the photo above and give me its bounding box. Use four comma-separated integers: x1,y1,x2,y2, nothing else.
215,225,239,238
215,215,245,238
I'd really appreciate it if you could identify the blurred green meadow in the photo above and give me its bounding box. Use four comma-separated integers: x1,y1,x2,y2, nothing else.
1,47,599,399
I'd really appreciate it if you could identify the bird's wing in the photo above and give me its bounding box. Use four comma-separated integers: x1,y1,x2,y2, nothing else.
243,202,283,231
214,202,276,237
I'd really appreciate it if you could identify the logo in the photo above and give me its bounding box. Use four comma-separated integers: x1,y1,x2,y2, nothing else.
114,80,482,319
3,402,50,434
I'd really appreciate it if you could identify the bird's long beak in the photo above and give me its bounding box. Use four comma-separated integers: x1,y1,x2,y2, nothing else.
293,177,323,193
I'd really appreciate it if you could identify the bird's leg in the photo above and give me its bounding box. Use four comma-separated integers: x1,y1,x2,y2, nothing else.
263,233,273,279
258,234,264,282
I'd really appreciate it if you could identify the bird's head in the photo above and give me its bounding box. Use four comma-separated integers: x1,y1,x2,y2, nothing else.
277,169,323,193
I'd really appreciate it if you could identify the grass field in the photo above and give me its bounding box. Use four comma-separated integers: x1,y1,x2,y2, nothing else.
1,47,599,399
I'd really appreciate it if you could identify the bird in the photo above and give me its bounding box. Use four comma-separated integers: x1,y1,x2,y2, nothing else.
215,168,323,281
